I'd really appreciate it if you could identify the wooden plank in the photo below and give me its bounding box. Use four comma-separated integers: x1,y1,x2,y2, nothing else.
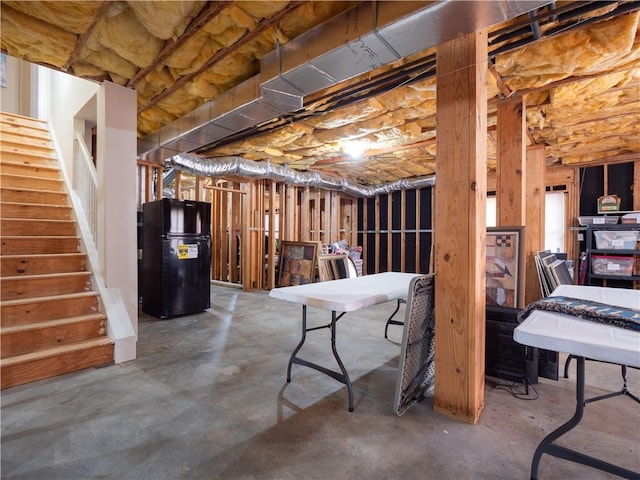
496,97,526,226
1,291,99,327
375,196,380,273
231,182,242,284
0,187,68,205
145,166,153,203
0,112,49,132
1,202,72,220
267,180,277,289
546,166,574,186
387,193,392,271
241,183,251,289
1,131,53,150
312,189,320,243
1,271,92,301
174,170,182,199
635,160,640,211
0,337,113,389
1,174,64,192
210,189,220,281
221,184,230,283
331,192,340,243
362,199,368,275
1,219,76,236
415,189,421,273
1,253,87,276
565,168,580,266
1,236,80,255
0,161,60,179
300,187,309,241
524,145,546,304
433,29,487,424
155,167,163,201
1,314,106,358
401,190,406,272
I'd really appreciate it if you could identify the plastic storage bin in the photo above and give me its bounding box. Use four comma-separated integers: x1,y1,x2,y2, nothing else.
593,230,638,249
578,216,618,226
591,255,634,277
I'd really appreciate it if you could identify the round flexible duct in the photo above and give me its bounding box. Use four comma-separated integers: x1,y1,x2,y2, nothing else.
170,153,435,198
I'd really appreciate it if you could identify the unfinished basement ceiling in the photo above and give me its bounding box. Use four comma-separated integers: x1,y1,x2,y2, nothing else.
2,1,639,187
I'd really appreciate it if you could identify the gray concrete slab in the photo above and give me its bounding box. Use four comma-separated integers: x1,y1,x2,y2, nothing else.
2,285,639,479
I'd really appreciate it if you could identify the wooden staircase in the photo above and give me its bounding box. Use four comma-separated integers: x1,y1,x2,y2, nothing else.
0,112,114,389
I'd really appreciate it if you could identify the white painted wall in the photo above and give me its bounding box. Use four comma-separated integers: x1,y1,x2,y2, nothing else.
0,55,31,115
97,81,139,334
48,69,99,179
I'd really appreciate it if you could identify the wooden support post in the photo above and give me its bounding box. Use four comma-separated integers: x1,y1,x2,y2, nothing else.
174,170,182,199
401,189,406,272
232,182,242,285
300,187,310,241
434,29,487,424
635,160,640,211
415,189,421,273
497,97,526,226
524,145,545,304
267,180,276,289
375,195,381,273
145,166,153,203
363,199,368,274
155,167,163,200
195,176,204,201
331,192,340,243
387,193,392,271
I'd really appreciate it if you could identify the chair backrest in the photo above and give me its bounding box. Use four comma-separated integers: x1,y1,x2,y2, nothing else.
317,254,357,281
394,274,436,416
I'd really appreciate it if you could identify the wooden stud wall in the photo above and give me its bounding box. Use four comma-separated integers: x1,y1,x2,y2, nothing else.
358,188,432,276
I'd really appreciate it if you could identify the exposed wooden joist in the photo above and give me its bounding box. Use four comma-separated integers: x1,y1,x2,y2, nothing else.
139,1,307,114
128,2,228,87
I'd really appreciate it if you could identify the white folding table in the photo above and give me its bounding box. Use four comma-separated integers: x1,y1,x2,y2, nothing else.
514,284,640,479
269,272,419,412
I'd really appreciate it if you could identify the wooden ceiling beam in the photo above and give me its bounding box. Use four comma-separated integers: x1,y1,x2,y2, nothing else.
62,1,113,72
128,2,228,88
138,1,308,115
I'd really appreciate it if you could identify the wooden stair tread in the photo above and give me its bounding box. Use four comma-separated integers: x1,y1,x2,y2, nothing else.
1,253,85,260
0,337,113,367
1,186,68,195
1,112,48,128
0,159,59,169
0,201,70,209
1,313,106,334
1,218,76,225
0,290,97,307
1,172,63,182
1,234,79,239
1,271,90,282
0,146,57,159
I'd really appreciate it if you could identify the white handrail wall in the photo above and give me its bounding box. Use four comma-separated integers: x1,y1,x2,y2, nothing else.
73,131,98,242
50,122,137,364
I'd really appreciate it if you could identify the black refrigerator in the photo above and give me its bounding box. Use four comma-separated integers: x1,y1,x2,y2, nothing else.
142,198,211,319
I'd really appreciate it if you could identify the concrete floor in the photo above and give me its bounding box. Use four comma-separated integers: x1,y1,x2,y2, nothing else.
2,285,639,480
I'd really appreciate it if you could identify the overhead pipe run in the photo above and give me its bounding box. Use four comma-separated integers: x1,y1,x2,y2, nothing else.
170,153,435,198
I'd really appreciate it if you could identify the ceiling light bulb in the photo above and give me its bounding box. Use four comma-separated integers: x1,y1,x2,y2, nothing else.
342,140,369,158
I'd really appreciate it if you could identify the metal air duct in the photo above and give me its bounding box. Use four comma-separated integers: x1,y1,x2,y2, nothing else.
138,0,551,164
170,153,435,198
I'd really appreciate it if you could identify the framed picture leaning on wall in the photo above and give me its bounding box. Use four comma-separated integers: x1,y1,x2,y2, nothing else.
486,226,525,308
277,241,320,287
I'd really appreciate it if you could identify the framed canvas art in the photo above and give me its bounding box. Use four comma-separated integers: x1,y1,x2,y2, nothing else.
486,227,525,308
277,241,319,287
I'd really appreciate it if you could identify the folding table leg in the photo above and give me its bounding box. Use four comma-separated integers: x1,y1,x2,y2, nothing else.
530,357,640,480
